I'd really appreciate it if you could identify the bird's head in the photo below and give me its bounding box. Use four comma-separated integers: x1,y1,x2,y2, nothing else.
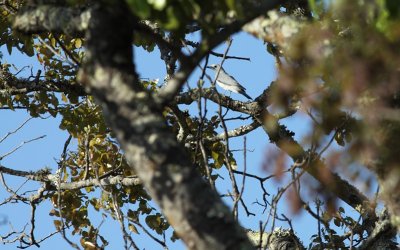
206,64,221,71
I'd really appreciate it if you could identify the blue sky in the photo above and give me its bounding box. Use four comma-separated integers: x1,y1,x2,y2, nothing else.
0,29,377,249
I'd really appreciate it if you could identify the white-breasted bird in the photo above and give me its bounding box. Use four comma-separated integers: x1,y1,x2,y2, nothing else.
207,64,252,99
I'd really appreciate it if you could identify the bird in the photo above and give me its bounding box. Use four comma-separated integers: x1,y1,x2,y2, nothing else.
206,64,252,99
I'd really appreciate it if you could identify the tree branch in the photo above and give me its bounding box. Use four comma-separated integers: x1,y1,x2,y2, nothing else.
176,88,258,115
209,121,260,142
74,3,254,249
0,65,86,96
12,5,89,36
56,175,141,190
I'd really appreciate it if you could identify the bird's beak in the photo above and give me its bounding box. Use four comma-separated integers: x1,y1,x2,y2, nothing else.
206,66,212,69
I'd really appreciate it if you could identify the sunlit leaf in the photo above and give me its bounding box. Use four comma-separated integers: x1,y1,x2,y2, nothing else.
128,224,139,234
74,38,82,49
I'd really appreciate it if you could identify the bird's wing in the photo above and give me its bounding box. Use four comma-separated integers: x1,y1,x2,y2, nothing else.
218,72,243,87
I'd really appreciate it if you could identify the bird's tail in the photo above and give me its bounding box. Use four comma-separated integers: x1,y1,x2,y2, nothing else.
241,91,252,100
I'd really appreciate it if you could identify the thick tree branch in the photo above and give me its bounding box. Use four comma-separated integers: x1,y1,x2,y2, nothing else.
176,88,258,115
55,175,141,190
12,5,89,36
74,3,254,249
135,20,187,63
0,164,49,180
358,209,397,249
243,11,305,51
209,121,260,142
0,163,141,191
0,65,86,96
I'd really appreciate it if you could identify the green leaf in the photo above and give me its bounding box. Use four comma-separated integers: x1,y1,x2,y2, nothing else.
225,0,235,10
148,0,167,10
333,218,341,227
67,93,79,104
61,93,68,103
49,109,58,117
126,0,151,18
23,38,35,57
344,132,352,143
308,0,324,19
74,38,82,49
49,209,60,217
50,37,56,47
128,224,139,234
145,215,158,229
334,132,345,146
6,97,14,111
211,151,219,161
164,6,180,30
53,220,62,229
6,41,12,54
170,231,179,242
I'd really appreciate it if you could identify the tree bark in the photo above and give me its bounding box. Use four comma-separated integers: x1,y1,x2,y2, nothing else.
76,3,254,249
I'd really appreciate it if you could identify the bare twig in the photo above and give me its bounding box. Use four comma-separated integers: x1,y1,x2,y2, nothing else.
0,117,33,143
184,40,251,61
111,192,139,250
84,130,90,180
53,34,81,66
56,136,80,250
28,202,39,247
37,36,76,66
194,54,215,190
0,135,46,160
132,220,168,249
213,39,242,220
